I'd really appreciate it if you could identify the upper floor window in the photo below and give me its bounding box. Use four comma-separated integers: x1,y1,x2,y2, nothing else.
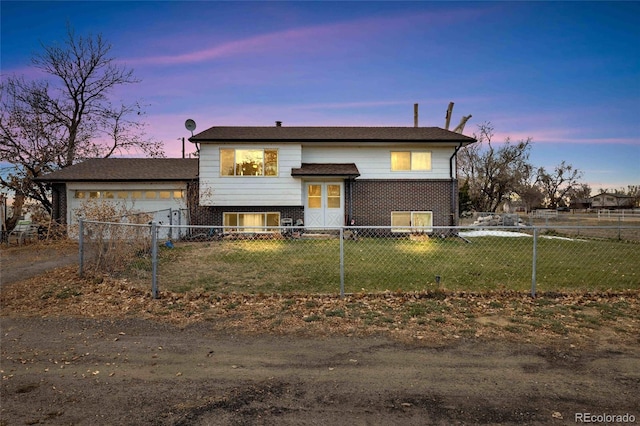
391,151,431,171
220,148,278,176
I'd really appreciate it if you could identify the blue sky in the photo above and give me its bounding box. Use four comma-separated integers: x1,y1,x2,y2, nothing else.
2,1,639,191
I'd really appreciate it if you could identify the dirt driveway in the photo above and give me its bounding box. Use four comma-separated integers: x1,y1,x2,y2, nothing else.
1,316,639,425
1,242,78,287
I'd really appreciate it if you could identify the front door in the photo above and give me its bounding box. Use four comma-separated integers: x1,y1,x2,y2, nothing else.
304,182,344,228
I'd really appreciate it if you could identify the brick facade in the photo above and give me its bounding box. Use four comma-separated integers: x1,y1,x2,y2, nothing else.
348,179,458,227
51,183,67,225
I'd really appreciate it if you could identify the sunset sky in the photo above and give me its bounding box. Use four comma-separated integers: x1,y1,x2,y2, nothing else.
2,1,639,191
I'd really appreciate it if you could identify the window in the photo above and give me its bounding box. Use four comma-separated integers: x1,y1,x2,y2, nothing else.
74,188,187,202
220,148,278,176
391,152,411,171
223,212,281,232
391,211,433,232
327,185,341,208
391,151,431,171
308,185,322,209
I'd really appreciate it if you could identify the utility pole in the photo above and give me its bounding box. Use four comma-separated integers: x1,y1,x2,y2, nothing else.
178,137,185,158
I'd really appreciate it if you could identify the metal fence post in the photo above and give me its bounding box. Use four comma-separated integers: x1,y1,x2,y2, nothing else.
618,215,622,240
78,218,84,278
169,208,173,241
151,221,159,299
339,227,345,298
531,226,538,298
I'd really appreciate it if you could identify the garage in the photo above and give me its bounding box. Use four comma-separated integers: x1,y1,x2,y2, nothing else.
37,158,199,239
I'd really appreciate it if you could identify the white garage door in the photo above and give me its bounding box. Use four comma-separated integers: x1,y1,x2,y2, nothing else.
68,184,189,239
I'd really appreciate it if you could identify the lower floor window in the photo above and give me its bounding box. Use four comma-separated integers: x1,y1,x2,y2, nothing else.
391,211,433,233
223,212,281,232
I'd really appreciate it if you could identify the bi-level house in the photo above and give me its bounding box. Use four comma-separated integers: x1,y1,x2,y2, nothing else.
37,121,476,235
188,122,476,232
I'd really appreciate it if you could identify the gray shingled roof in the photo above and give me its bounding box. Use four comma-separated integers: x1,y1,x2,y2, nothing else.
291,163,360,177
190,126,476,144
36,158,199,182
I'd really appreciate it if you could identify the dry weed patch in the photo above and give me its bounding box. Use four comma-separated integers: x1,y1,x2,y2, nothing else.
2,267,638,346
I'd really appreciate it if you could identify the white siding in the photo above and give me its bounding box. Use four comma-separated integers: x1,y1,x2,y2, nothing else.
199,143,302,206
301,144,455,179
198,142,459,207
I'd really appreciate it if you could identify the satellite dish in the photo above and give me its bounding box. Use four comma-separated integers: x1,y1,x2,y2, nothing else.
185,119,196,135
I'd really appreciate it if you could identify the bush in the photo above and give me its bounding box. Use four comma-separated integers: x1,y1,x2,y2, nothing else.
75,199,153,275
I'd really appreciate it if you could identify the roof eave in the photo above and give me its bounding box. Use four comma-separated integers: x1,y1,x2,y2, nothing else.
192,138,475,144
291,173,361,178
36,177,196,183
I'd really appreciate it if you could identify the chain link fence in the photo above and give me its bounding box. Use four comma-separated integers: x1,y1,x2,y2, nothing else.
79,219,640,299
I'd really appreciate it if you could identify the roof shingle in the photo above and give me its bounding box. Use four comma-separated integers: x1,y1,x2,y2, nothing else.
291,163,360,177
36,158,198,182
190,126,476,144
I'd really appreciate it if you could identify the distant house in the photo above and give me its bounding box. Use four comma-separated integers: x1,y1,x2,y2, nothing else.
569,197,592,210
38,123,477,234
590,192,635,210
36,158,198,228
188,123,476,232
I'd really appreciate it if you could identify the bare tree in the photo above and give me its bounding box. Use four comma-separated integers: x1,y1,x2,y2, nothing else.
566,183,592,208
513,162,544,213
624,185,640,208
625,185,640,205
0,27,163,227
537,161,583,208
458,122,533,212
608,185,640,197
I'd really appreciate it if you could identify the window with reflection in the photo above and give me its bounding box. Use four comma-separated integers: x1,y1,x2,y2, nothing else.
327,185,341,208
220,149,278,176
308,185,322,209
223,212,281,232
391,211,433,232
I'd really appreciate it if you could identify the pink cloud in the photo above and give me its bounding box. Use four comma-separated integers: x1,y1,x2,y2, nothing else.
477,109,639,146
491,127,640,146
1,65,48,80
295,100,409,110
124,8,486,67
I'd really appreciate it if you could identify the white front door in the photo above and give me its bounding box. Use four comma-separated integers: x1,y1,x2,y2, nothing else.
304,182,344,228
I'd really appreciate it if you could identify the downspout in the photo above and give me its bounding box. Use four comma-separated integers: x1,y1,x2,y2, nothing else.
449,142,463,226
348,178,354,223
